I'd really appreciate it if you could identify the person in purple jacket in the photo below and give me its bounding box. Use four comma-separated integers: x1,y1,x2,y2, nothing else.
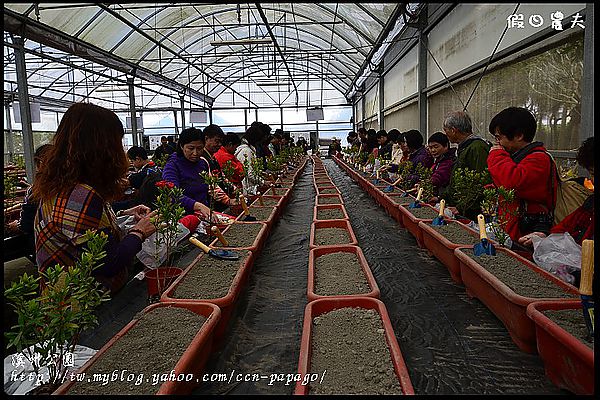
427,131,456,198
162,127,212,219
403,129,434,187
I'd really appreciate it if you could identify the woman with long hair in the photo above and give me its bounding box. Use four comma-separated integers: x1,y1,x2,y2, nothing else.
33,102,157,294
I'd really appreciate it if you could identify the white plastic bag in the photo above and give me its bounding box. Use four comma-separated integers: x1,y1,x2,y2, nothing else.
433,202,455,219
532,232,581,285
136,222,190,269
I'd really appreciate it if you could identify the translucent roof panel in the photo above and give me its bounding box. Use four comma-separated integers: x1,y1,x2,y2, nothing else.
4,3,408,108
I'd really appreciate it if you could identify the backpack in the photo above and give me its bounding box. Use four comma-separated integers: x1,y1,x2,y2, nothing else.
520,149,593,225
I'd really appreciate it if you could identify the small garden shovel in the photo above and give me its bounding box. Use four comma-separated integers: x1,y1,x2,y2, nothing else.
211,225,229,246
371,170,381,185
383,176,402,193
189,233,240,260
401,184,419,198
408,187,424,209
431,199,447,226
579,239,594,338
239,194,257,221
473,214,496,256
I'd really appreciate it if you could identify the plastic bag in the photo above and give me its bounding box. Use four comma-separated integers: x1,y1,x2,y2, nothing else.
136,222,190,269
531,232,581,285
433,202,455,219
4,343,97,395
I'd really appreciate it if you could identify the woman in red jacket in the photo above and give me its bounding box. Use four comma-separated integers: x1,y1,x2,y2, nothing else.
214,133,245,190
519,136,594,247
487,107,557,242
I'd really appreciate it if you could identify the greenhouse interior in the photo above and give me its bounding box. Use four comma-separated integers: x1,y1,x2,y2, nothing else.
2,2,595,396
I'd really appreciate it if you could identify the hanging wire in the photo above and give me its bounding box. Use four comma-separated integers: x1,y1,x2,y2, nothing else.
463,3,521,111
425,44,466,111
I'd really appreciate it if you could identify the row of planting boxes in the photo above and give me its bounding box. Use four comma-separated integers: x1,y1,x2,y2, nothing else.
54,157,310,395
333,155,593,395
294,156,414,395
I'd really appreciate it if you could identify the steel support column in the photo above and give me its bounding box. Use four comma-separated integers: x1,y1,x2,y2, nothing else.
173,110,179,134
378,73,385,130
280,107,284,131
580,4,594,142
180,95,186,129
13,36,36,183
5,103,15,163
127,77,138,147
209,106,213,125
417,7,428,138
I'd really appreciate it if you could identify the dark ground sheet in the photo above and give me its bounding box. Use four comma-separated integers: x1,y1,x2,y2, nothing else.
75,159,568,394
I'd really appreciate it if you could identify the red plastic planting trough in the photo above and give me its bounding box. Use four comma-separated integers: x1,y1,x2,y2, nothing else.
526,300,594,394
161,251,255,348
235,205,277,227
313,204,350,222
54,301,220,395
307,245,380,301
316,185,341,195
454,246,580,353
253,194,284,210
315,193,343,206
210,221,269,254
295,297,414,395
398,204,437,248
310,219,358,249
418,220,483,285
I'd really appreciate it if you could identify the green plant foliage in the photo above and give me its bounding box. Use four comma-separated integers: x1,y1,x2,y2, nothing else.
415,163,434,201
4,230,111,386
152,181,186,266
451,168,492,217
480,186,516,247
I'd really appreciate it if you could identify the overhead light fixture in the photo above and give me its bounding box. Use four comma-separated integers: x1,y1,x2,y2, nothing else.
210,38,273,46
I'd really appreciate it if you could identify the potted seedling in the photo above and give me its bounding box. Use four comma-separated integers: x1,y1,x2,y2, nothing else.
451,167,492,222
146,180,186,302
4,231,111,394
480,186,516,248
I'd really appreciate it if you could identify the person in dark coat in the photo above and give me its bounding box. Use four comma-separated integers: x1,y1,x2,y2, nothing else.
440,111,491,220
427,131,456,197
153,135,176,163
376,130,393,160
397,129,434,187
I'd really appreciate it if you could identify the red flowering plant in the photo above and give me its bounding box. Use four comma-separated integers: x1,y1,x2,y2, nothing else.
151,180,185,268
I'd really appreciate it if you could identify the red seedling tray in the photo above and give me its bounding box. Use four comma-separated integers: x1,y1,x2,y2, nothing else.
161,251,255,349
295,297,414,395
316,186,341,196
310,219,358,249
419,220,484,285
380,192,414,224
316,193,343,206
54,301,220,395
313,204,350,222
252,194,284,209
399,203,437,248
210,221,269,253
526,300,594,394
307,245,380,301
454,246,579,353
236,205,278,228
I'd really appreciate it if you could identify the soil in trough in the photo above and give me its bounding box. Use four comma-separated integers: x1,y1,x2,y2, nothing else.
255,197,280,207
462,249,577,299
315,227,351,246
318,188,339,195
68,307,207,395
172,250,252,299
310,307,403,395
269,188,288,196
542,309,594,349
317,208,346,220
246,207,275,221
431,223,479,244
314,252,370,296
220,223,263,248
318,196,342,205
316,182,333,188
405,206,438,219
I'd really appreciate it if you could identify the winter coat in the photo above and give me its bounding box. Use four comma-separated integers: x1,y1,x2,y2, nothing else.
431,148,456,196
550,194,594,245
378,141,393,160
442,136,491,220
487,141,557,241
162,152,209,213
405,146,434,186
214,146,245,185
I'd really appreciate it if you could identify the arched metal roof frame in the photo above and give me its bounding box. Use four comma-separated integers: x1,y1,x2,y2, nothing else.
208,63,350,101
110,4,374,61
124,6,368,88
